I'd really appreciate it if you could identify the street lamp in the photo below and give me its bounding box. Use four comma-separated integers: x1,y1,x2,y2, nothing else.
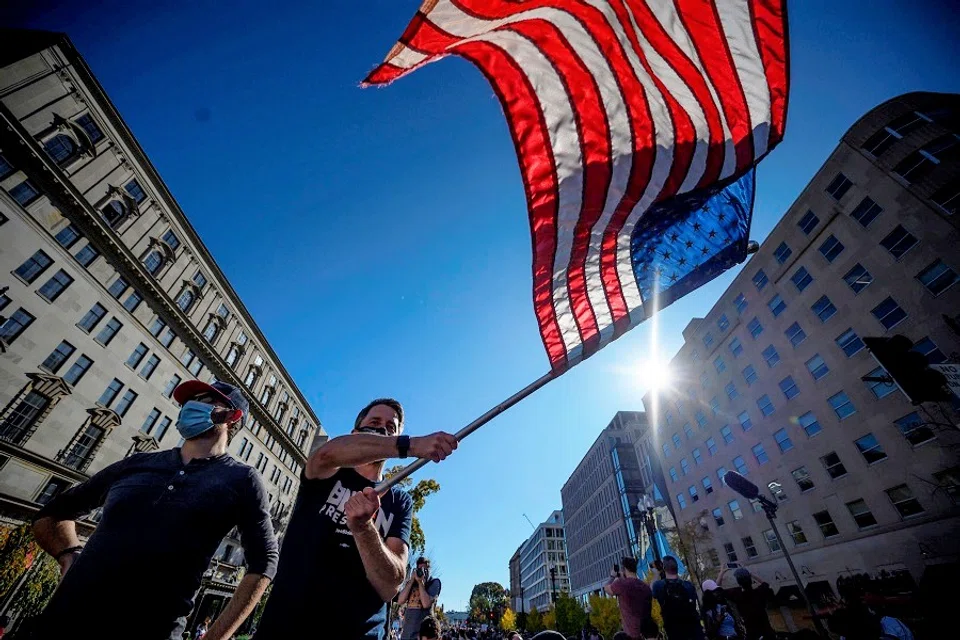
723,471,829,639
549,563,558,604
637,495,663,575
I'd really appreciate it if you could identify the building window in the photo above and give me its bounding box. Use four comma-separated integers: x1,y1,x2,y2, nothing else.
773,428,794,452
783,322,806,348
825,172,853,200
828,391,856,420
122,290,143,313
9,180,40,206
97,379,124,407
75,113,104,143
723,542,738,562
124,178,146,203
818,235,845,262
163,375,181,398
720,425,734,444
854,433,887,464
188,359,203,377
40,340,76,374
811,295,837,323
0,308,35,344
94,318,122,346
142,409,161,434
74,244,99,267
778,376,800,400
162,229,180,251
751,442,769,464
786,521,807,545
797,210,819,235
192,271,208,289
216,303,230,320
737,536,757,558
703,332,714,348
841,263,874,294
846,499,877,529
768,294,786,317
733,456,748,475
734,293,747,315
752,269,768,291
789,266,812,292
804,354,829,381
862,111,929,156
763,529,781,552
672,433,682,450
871,297,907,330
55,224,82,249
155,417,172,441
160,328,176,348
821,452,847,479
62,423,106,470
696,411,708,429
144,251,164,275
149,318,167,338
712,507,724,526
931,181,959,215
742,365,758,386
0,153,13,179
36,478,70,506
0,293,8,312
755,394,774,416
0,391,50,445
108,276,128,299
64,355,93,386
773,242,792,264
725,382,738,400
684,423,694,439
663,442,671,459
738,411,752,432
850,196,883,227
115,389,138,417
176,288,195,312
797,411,822,437
43,134,78,165
717,314,729,332
917,259,959,296
126,343,149,368
880,225,918,259
706,437,717,456
834,328,864,357
226,345,241,368
792,466,814,492
101,200,128,228
203,321,219,342
895,412,934,446
702,476,714,494
893,134,960,183
728,500,744,520
669,467,678,482
717,465,728,481
680,457,690,475
812,510,839,538
140,354,160,380
714,356,726,373
747,317,763,339
692,448,702,465
14,250,53,284
864,366,897,399
700,372,709,388
689,485,699,503
676,493,687,510
886,484,924,519
761,345,780,368
729,337,743,358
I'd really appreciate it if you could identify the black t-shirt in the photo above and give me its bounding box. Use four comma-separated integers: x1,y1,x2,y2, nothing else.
254,467,413,639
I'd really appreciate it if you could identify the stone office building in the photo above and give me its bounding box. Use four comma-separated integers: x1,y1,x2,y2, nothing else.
561,411,647,601
516,510,570,612
643,92,959,604
0,31,325,622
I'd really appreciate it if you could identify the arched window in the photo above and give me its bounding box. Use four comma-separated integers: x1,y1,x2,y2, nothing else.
244,366,260,388
101,200,128,228
44,134,78,165
144,250,164,275
203,320,219,343
176,288,195,312
226,344,241,368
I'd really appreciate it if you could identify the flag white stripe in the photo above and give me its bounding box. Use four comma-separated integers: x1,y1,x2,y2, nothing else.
390,44,429,69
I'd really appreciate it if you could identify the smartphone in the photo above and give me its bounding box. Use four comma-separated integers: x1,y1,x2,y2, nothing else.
613,563,620,576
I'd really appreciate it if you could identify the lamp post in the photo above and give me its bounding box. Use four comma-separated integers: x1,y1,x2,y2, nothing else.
638,495,662,575
549,563,558,604
723,471,829,639
519,583,525,631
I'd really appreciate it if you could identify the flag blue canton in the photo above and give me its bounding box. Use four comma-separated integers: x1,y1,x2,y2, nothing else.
631,171,755,316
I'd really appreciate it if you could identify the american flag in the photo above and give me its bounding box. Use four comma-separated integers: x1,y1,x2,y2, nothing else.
364,0,789,371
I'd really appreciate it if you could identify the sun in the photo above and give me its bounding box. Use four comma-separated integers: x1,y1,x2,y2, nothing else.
633,356,674,393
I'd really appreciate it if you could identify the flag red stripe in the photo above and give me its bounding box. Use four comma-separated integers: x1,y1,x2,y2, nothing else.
505,20,611,350
401,11,460,53
450,39,569,367
749,0,789,148
363,62,407,85
675,0,754,174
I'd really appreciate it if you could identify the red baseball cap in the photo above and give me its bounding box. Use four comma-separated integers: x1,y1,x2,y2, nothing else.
173,380,249,422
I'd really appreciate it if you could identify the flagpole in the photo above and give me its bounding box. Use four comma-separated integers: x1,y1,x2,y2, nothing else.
375,369,561,494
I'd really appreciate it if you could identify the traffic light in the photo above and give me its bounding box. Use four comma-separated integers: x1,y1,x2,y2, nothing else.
863,335,951,404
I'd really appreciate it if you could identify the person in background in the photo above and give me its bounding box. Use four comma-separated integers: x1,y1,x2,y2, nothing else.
399,556,442,640
720,568,773,640
31,380,277,640
651,556,705,640
604,556,653,640
701,580,742,640
418,616,441,640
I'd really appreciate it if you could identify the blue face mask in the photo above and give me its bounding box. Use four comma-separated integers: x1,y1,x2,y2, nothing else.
176,400,219,439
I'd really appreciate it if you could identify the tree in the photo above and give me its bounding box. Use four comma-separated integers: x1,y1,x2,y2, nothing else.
554,592,587,635
644,568,665,631
384,466,441,554
468,582,508,624
542,608,557,631
666,519,714,587
588,593,622,640
527,606,544,633
501,607,517,631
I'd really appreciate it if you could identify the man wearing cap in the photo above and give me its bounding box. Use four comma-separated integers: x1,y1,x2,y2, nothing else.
31,379,279,640
254,398,459,639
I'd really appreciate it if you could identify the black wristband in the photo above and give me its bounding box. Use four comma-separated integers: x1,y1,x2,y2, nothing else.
397,435,410,459
55,545,83,560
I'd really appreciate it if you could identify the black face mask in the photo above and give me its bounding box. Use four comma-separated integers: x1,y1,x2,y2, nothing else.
357,425,388,436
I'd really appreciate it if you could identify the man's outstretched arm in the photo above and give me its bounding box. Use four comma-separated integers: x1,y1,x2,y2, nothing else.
306,432,458,480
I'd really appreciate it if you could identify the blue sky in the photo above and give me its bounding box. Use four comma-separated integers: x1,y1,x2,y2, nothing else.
11,0,958,612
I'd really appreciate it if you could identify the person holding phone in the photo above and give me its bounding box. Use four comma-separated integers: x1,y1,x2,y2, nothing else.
399,556,442,640
604,556,654,639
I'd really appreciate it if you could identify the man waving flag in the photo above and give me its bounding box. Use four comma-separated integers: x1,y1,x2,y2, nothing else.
364,0,789,372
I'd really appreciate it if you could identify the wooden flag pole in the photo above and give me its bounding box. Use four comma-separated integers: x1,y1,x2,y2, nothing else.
375,370,561,494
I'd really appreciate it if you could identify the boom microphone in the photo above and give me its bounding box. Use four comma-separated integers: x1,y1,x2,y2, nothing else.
723,471,760,500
